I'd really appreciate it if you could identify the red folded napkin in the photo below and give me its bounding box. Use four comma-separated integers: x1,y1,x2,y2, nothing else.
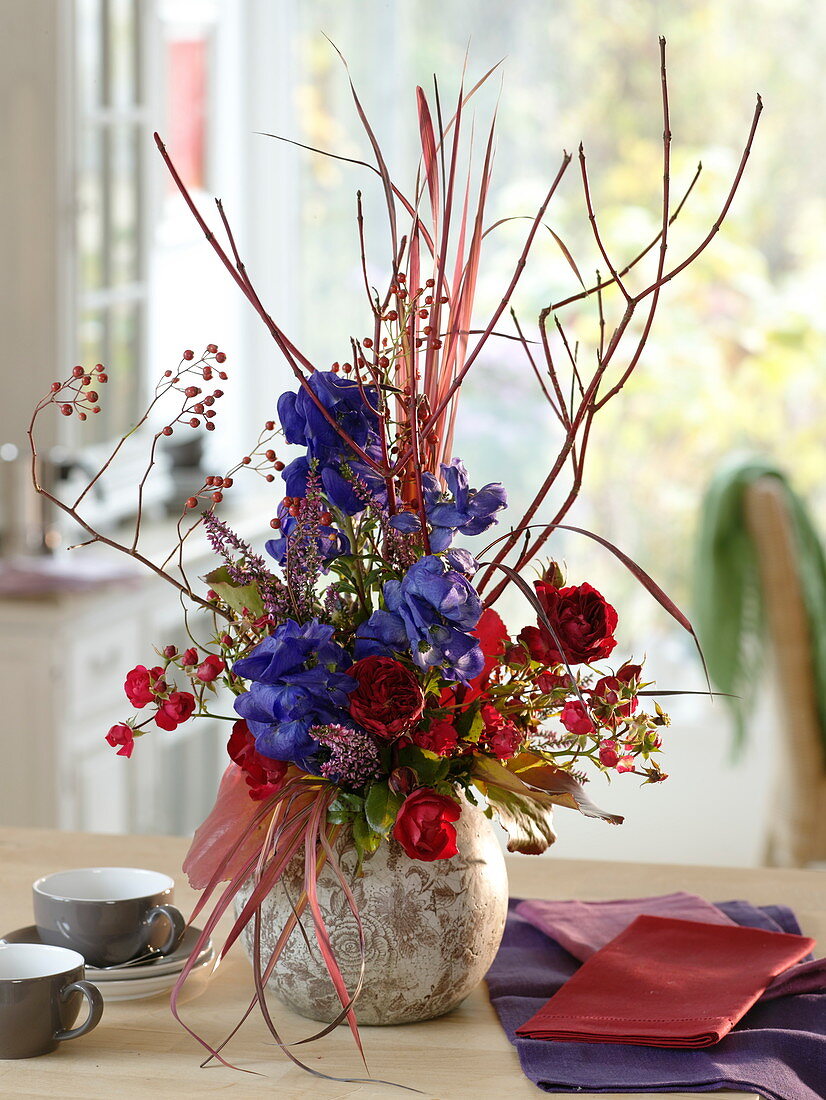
516,914,814,1048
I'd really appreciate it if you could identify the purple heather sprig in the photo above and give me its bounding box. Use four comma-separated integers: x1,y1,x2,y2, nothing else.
202,510,290,621
383,523,420,572
312,723,383,790
282,470,328,621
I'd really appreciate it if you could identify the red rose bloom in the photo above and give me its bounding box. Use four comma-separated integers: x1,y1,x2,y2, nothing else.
392,788,461,862
181,648,198,666
411,718,460,757
196,654,226,683
519,581,618,666
227,719,288,800
124,664,164,708
347,656,424,739
106,723,135,758
155,690,196,731
560,699,595,736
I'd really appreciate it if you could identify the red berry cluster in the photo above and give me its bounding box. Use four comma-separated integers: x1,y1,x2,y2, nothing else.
161,346,228,441
49,363,108,420
236,420,285,484
379,274,449,354
182,417,284,514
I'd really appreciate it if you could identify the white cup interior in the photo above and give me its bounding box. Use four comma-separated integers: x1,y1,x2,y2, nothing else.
0,943,85,980
34,867,174,903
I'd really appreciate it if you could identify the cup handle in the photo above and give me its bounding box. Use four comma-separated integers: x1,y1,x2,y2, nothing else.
145,903,186,955
55,980,104,1042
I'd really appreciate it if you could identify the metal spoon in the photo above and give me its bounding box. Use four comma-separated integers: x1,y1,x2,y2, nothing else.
88,948,166,972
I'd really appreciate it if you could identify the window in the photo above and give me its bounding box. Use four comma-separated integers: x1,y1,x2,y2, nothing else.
75,0,149,446
69,0,244,520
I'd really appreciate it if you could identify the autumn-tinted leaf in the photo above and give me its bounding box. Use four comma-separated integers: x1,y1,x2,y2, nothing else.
473,754,623,826
480,784,557,855
510,753,624,825
204,565,265,620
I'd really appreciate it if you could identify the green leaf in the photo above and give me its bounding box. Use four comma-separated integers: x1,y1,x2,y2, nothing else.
352,815,382,872
454,702,482,741
327,804,355,825
327,790,365,824
204,565,266,619
396,743,449,786
433,779,458,799
465,710,485,743
364,780,403,837
332,796,362,814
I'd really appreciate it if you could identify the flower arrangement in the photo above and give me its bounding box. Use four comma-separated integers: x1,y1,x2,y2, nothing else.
27,40,759,1077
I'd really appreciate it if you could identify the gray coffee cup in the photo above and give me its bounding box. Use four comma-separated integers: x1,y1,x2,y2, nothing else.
33,867,186,969
0,943,103,1058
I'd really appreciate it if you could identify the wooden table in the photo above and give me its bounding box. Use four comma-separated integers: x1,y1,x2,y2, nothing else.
0,827,822,1099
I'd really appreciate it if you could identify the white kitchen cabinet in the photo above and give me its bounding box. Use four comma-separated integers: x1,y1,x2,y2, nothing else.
0,540,251,836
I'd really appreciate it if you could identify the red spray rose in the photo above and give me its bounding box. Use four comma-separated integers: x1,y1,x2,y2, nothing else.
560,699,595,736
598,739,620,767
519,581,618,666
196,654,226,683
480,703,523,760
616,662,643,685
536,670,569,693
392,788,461,862
592,663,642,721
155,690,196,731
347,656,424,739
227,719,288,800
106,723,135,758
124,665,164,708
411,718,459,757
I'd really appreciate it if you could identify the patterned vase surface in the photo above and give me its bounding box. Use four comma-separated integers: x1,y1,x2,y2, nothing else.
235,799,509,1025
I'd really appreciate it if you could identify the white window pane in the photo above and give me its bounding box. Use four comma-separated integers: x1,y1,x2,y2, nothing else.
106,299,142,435
78,127,107,291
76,0,104,111
110,123,140,285
108,0,140,109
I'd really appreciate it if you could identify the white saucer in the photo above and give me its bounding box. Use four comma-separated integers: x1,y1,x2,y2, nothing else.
0,924,212,982
88,944,215,1002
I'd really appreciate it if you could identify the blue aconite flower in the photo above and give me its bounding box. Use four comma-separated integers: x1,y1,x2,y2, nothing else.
232,620,355,771
277,371,380,459
389,458,507,550
265,503,350,570
355,555,484,683
277,372,387,514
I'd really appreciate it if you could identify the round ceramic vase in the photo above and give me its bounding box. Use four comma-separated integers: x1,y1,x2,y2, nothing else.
235,799,508,1025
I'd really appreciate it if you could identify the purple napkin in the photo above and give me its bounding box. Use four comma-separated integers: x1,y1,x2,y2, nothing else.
516,893,825,1001
487,898,826,1100
516,892,737,958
